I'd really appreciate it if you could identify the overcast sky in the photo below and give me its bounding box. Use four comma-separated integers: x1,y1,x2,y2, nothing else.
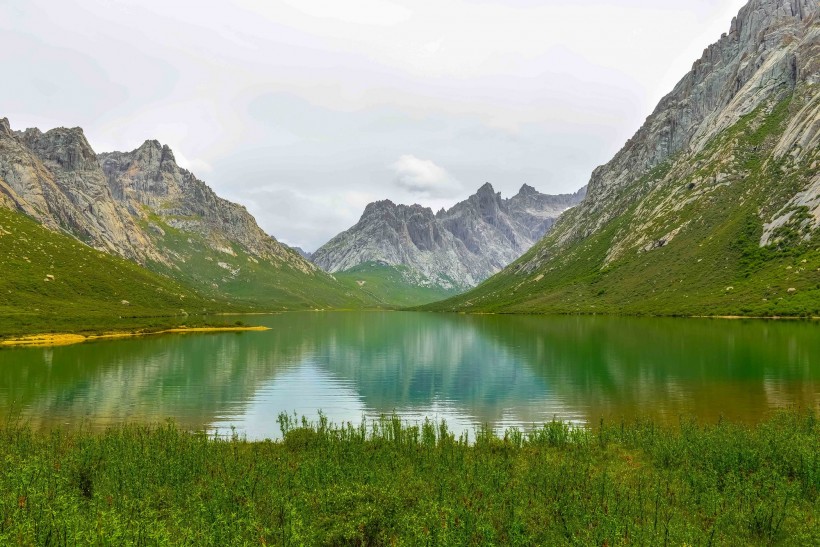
1,0,749,250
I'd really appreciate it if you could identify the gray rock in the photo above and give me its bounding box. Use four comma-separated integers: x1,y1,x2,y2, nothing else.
0,124,321,281
312,183,585,289
512,0,819,275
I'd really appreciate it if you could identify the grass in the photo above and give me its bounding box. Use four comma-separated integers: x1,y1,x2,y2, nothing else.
0,203,384,338
423,92,820,317
0,410,816,545
137,212,380,311
334,262,463,308
0,207,242,338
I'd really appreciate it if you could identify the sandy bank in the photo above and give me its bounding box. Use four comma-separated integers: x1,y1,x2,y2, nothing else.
0,326,270,348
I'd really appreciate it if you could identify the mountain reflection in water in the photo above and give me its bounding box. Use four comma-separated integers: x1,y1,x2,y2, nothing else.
0,312,817,438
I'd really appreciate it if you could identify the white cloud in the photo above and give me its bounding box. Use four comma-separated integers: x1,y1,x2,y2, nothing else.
391,155,462,198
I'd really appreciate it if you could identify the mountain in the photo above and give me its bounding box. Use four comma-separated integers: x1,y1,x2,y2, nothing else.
0,205,219,337
290,246,313,261
425,0,819,316
312,183,584,304
0,121,373,311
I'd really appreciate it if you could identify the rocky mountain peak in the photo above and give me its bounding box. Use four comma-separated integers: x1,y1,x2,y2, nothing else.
313,182,585,289
573,0,818,244
0,118,11,138
23,126,98,172
433,0,820,315
517,184,537,196
475,182,496,196
140,139,162,150
1,116,325,281
127,139,179,172
362,199,396,217
160,143,176,164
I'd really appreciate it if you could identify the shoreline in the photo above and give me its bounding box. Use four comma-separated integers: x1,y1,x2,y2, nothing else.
2,311,817,347
693,315,820,320
0,325,270,348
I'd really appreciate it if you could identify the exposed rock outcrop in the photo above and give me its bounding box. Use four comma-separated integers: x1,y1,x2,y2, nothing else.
425,0,820,316
0,123,344,306
99,140,306,270
559,0,819,247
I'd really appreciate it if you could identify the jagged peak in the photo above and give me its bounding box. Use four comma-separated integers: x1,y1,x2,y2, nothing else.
139,139,163,151
362,199,396,216
517,184,537,196
358,199,439,225
402,202,433,212
0,117,11,138
20,125,98,169
126,139,179,168
37,126,87,141
160,143,176,164
476,182,495,195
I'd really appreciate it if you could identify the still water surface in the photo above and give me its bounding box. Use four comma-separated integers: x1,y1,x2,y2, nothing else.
0,312,817,438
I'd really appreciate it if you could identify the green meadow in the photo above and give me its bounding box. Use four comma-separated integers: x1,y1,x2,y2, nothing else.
1,411,817,545
0,207,234,338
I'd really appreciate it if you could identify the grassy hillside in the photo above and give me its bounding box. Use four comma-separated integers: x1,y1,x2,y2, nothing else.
137,211,379,311
424,95,820,317
0,207,234,337
333,262,463,308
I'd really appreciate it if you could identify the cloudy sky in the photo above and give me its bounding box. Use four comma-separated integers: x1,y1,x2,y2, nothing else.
1,0,748,250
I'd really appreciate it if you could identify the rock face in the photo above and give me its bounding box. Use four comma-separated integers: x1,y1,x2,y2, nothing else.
312,183,585,289
0,124,156,261
0,123,350,307
426,0,820,316
558,0,819,247
98,141,304,269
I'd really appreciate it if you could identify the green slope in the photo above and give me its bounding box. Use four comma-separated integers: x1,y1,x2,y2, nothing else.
0,207,232,337
333,262,463,308
423,95,820,316
137,212,379,311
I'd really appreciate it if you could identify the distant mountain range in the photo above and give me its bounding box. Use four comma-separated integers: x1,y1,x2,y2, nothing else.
0,120,373,313
425,0,820,316
312,183,585,301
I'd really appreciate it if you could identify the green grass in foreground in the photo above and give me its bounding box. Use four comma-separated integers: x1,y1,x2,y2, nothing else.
0,207,239,338
1,411,817,545
334,262,463,308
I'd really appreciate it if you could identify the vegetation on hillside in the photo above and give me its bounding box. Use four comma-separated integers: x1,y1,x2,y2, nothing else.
138,211,380,311
334,262,463,308
0,207,236,338
423,94,820,317
0,411,816,545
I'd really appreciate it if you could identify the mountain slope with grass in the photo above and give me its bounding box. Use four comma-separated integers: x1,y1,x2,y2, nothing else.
0,206,229,337
0,121,373,311
333,262,462,307
425,0,820,316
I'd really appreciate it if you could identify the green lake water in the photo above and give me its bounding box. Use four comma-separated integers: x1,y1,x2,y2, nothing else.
0,312,818,438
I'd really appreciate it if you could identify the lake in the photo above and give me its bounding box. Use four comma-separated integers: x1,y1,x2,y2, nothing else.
0,312,817,439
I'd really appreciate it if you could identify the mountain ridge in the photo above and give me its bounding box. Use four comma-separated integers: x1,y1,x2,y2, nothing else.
423,0,820,316
312,182,585,292
0,120,371,310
